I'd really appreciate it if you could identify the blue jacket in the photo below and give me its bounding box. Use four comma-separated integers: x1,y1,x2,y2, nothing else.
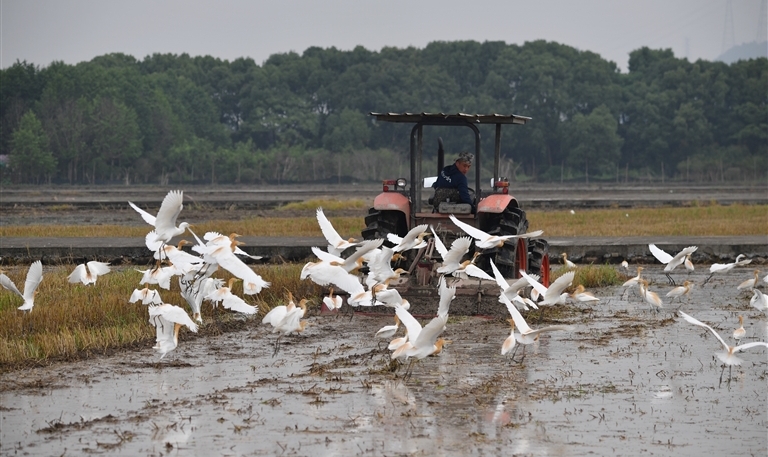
432,163,472,204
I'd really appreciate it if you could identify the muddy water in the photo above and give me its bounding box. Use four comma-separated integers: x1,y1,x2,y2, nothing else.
2,266,766,456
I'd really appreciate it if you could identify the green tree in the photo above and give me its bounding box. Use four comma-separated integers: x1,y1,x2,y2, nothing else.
565,105,623,180
10,111,57,183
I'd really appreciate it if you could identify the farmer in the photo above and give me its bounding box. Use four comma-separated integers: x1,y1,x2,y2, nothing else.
432,148,475,212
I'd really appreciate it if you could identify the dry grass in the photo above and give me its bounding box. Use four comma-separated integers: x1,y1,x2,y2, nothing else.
0,264,321,369
278,198,369,211
1,204,763,238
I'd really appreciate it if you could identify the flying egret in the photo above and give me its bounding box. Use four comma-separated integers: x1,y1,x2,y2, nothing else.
203,242,269,295
665,280,693,302
316,207,360,255
390,276,454,375
499,292,575,363
638,279,663,313
560,253,575,268
129,286,164,306
648,244,698,285
204,278,258,315
737,269,760,291
136,264,175,290
68,261,111,286
129,190,191,243
364,246,407,288
733,316,746,341
148,303,199,358
375,315,400,340
322,287,343,311
519,269,575,306
490,259,538,310
388,224,430,252
704,254,752,284
678,311,768,385
431,227,473,276
449,214,543,249
0,260,43,312
452,252,495,281
311,239,383,274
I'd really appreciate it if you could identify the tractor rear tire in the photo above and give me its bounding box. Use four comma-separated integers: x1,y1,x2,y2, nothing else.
361,208,407,247
527,238,550,287
482,207,530,279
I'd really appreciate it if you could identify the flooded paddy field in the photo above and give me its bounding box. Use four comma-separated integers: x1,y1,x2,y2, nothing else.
2,266,766,456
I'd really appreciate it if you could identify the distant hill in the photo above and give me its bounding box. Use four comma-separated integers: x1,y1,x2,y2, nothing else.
716,41,768,64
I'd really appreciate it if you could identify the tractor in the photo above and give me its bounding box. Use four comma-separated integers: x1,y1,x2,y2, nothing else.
361,112,550,306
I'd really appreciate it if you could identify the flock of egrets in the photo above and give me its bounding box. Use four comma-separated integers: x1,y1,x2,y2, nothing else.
1,189,766,383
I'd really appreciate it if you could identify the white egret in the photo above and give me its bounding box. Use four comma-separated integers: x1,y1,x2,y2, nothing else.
449,214,543,249
678,310,768,384
365,246,407,287
733,316,746,341
375,315,400,340
148,303,199,358
203,242,269,295
129,286,163,306
665,280,693,302
638,279,663,313
570,285,600,303
204,278,258,315
620,260,629,270
316,207,359,255
0,260,43,312
450,252,495,281
268,300,308,356
387,224,430,252
519,269,575,306
622,266,644,287
68,261,111,285
736,269,760,291
136,264,175,290
648,244,698,285
750,289,768,312
322,287,343,311
560,253,575,268
501,319,516,356
129,190,190,243
704,254,752,285
311,239,383,274
431,227,473,276
499,292,574,363
490,259,538,310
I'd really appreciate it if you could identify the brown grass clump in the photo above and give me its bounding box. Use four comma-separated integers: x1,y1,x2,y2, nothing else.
278,198,369,211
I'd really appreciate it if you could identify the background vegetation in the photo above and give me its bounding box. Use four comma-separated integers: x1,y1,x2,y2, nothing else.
2,40,766,185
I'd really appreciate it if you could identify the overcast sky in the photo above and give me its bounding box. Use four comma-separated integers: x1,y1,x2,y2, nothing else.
2,0,766,72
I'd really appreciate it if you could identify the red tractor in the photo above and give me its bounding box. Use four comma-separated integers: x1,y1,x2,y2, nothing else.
362,112,550,293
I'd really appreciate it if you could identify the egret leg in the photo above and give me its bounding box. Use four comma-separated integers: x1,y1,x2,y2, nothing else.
718,364,727,386
665,273,676,286
272,335,282,358
702,273,714,285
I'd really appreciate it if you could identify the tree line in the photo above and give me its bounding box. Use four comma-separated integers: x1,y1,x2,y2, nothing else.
1,40,765,185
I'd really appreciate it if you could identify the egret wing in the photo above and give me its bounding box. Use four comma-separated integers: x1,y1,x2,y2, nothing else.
648,244,672,264
23,261,43,300
678,311,728,351
430,226,448,259
68,264,87,284
449,214,489,242
500,293,533,334
128,201,156,226
0,274,23,298
154,190,184,235
316,207,343,247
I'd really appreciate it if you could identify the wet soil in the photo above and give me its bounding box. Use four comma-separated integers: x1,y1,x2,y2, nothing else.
2,266,766,456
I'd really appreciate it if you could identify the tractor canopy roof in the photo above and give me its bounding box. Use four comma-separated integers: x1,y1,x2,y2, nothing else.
370,112,531,125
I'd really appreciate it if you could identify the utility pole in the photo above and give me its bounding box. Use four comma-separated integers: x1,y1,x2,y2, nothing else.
722,0,735,54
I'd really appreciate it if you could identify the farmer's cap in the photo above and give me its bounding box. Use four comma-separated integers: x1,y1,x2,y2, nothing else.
456,151,473,165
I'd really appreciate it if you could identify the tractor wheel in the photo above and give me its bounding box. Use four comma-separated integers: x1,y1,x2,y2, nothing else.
481,207,530,279
361,208,407,247
527,238,550,287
